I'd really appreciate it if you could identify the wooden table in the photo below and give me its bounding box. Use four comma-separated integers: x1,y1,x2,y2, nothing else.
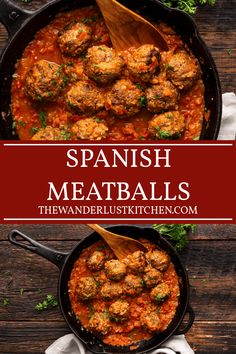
0,224,235,354
0,0,235,92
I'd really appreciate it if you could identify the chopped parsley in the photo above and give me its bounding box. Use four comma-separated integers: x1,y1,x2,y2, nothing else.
31,127,40,135
140,95,147,107
2,298,10,306
35,294,58,312
38,111,47,128
227,48,232,55
136,83,145,91
168,65,175,71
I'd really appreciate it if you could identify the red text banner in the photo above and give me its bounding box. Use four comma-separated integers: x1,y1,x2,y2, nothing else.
0,141,235,224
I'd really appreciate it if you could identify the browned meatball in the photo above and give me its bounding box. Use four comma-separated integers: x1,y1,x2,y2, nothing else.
146,80,179,113
58,22,92,56
84,45,124,85
25,60,64,101
150,283,170,303
109,300,129,322
124,251,147,273
127,44,160,82
76,276,98,301
87,251,105,271
148,111,185,139
106,79,143,117
31,126,73,140
100,282,123,300
71,118,108,140
143,266,163,288
104,259,127,281
140,310,162,332
123,274,143,296
146,250,170,272
66,81,105,114
166,51,200,90
88,312,111,335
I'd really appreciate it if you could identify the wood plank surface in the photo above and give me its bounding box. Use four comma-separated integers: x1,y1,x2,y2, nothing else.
0,224,236,353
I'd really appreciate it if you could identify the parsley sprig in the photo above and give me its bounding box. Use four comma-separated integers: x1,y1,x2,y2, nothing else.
160,0,216,15
35,294,58,312
153,224,196,251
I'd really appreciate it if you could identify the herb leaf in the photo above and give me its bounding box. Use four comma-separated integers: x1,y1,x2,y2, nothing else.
35,294,58,312
160,0,216,15
152,224,196,251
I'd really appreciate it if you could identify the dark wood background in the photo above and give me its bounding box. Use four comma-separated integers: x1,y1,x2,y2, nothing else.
0,0,235,92
0,224,235,354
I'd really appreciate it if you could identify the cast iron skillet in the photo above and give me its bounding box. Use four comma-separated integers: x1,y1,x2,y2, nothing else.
9,225,194,354
0,0,221,140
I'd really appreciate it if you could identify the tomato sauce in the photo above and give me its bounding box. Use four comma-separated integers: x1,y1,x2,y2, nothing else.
11,5,204,140
68,239,180,348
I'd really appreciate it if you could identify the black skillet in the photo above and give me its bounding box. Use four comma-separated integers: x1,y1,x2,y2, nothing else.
0,0,221,140
9,225,194,354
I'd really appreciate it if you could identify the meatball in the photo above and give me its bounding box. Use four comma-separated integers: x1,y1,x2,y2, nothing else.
148,111,185,139
124,251,147,273
146,80,179,113
76,276,98,301
100,282,123,300
106,79,143,117
150,283,170,303
166,51,200,90
140,310,161,332
146,250,170,272
31,126,72,140
71,118,108,140
104,259,127,281
87,251,105,271
127,44,160,82
88,312,111,336
109,300,129,322
66,81,105,114
25,59,64,101
123,274,143,296
84,45,124,85
143,266,163,288
57,22,92,56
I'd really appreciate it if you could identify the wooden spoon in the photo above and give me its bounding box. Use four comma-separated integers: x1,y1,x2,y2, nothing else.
87,224,147,260
96,0,168,51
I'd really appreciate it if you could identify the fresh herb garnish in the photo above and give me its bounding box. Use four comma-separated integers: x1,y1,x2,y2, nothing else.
160,0,216,15
140,95,147,107
31,127,39,135
2,298,10,306
35,294,58,312
158,130,172,139
136,83,145,91
227,48,232,55
153,224,196,251
38,111,47,128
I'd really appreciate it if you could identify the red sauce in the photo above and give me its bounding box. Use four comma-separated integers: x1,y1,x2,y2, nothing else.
11,6,204,140
68,239,180,348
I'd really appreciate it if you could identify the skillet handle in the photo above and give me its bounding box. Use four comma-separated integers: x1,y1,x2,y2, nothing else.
174,305,195,335
8,229,68,270
0,0,34,38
